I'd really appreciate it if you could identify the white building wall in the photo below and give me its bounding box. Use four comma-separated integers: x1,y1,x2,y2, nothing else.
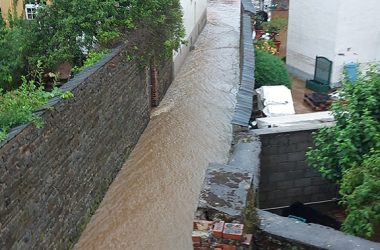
286,0,339,82
287,0,380,86
173,0,208,76
333,0,380,83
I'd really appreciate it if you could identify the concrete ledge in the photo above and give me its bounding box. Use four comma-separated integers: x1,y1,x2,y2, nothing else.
256,209,380,250
198,163,254,218
252,122,335,136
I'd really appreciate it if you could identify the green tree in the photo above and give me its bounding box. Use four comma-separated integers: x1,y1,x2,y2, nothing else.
126,0,185,65
28,0,122,70
0,18,32,90
0,0,185,87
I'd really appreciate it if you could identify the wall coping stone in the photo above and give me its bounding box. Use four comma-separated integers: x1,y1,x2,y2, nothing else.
251,122,336,136
257,209,380,250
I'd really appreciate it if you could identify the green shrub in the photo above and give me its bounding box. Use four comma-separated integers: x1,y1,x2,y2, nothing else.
0,77,71,141
0,18,32,90
72,49,110,74
340,151,380,238
306,67,380,238
255,49,291,89
28,0,121,71
0,0,185,88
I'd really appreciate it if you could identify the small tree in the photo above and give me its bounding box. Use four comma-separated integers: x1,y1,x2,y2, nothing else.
126,0,185,66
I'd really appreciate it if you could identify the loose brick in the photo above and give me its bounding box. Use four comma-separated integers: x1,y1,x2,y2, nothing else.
192,235,201,243
194,220,214,231
223,223,244,241
212,221,224,238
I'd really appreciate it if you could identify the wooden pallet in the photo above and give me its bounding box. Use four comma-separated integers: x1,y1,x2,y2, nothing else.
303,93,332,111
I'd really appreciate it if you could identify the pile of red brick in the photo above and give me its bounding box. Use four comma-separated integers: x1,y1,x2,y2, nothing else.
192,220,252,250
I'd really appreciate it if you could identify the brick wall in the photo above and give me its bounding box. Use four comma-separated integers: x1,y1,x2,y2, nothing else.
157,60,173,104
150,60,173,107
0,48,152,249
254,126,338,209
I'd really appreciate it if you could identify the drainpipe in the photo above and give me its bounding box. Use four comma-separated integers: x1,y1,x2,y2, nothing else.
151,67,159,107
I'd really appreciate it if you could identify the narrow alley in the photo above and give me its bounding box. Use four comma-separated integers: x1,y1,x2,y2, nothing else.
74,0,240,249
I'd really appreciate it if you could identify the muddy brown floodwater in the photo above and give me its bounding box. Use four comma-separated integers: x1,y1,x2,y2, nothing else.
75,1,240,249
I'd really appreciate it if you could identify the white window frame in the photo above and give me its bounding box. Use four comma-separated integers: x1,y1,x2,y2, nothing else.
25,3,40,20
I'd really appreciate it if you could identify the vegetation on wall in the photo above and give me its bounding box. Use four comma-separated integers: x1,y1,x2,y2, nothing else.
0,76,72,141
340,151,380,238
306,68,380,238
0,0,185,139
0,0,185,89
255,49,291,89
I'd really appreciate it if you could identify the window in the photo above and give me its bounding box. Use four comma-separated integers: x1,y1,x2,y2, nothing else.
25,1,45,20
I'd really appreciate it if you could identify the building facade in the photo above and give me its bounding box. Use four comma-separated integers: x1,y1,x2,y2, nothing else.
173,0,208,76
1,0,47,20
1,0,207,78
286,0,380,86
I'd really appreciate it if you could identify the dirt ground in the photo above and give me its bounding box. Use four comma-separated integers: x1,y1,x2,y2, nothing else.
291,77,314,114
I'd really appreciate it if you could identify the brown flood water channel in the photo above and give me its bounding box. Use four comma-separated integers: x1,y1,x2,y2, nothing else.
75,1,240,249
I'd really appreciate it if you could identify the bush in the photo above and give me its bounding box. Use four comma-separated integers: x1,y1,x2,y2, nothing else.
0,18,32,90
28,0,122,71
307,68,380,182
340,151,380,238
306,67,380,238
255,49,291,88
0,0,185,87
0,78,71,141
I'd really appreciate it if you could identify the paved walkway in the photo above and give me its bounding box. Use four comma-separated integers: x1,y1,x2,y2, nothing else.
75,1,240,249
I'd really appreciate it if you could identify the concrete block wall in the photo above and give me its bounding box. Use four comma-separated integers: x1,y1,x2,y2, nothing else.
0,48,152,249
254,126,338,209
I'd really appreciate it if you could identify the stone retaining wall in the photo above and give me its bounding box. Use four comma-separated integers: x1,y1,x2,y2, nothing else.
0,48,153,249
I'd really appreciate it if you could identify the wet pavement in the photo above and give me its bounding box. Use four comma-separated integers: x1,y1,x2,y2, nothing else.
74,0,240,249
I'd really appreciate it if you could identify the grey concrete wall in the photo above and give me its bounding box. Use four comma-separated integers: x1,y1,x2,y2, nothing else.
253,125,338,209
255,209,380,250
0,48,151,249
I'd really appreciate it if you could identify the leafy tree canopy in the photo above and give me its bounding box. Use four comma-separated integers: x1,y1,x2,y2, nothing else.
0,0,185,89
